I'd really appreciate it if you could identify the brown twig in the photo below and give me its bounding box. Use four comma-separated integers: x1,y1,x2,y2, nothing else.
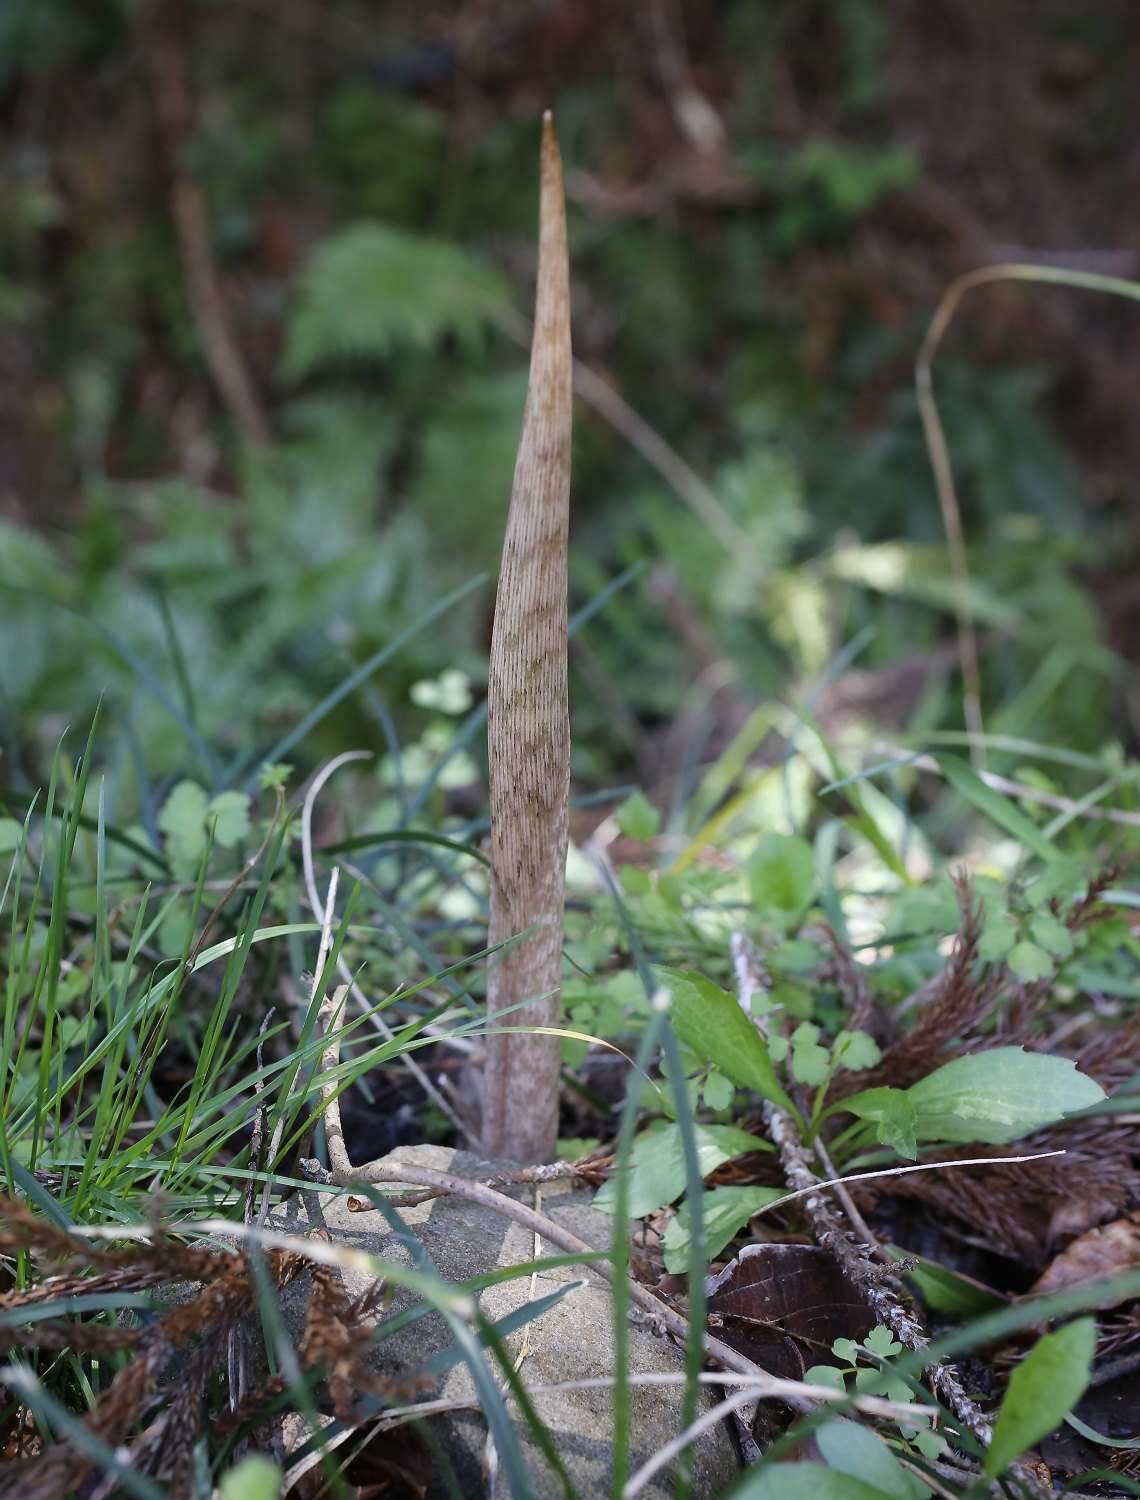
730,933,995,1449
142,0,270,447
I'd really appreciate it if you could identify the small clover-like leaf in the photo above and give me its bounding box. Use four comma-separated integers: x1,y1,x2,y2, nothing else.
979,912,1018,962
158,780,210,878
914,1429,948,1461
411,668,473,715
1029,910,1075,960
864,1325,903,1358
258,761,292,791
790,1021,831,1086
803,1364,847,1393
615,790,661,842
831,1338,861,1365
1008,940,1053,982
833,1029,881,1071
206,791,251,848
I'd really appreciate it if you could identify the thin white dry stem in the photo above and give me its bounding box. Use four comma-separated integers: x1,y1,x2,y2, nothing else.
750,1147,1066,1220
301,753,473,1141
916,259,1140,770
498,308,747,558
873,741,1140,830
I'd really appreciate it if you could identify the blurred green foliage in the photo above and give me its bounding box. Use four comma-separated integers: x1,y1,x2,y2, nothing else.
0,0,1127,819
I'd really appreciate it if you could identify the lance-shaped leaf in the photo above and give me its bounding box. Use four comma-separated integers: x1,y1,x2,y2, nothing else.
482,113,573,1161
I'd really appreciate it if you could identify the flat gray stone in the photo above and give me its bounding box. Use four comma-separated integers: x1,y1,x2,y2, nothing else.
267,1144,740,1497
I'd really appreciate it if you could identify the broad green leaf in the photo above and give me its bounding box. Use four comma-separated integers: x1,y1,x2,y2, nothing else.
593,1122,770,1219
907,1047,1105,1144
885,1246,1005,1317
662,969,794,1113
817,1419,929,1500
206,790,251,848
985,1318,1095,1476
937,754,1058,862
803,1364,847,1393
615,790,661,842
0,818,22,853
663,1185,784,1271
1008,940,1053,982
748,831,816,928
728,1460,896,1500
840,1087,917,1160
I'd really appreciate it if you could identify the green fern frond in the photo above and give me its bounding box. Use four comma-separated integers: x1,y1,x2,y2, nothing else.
282,223,511,378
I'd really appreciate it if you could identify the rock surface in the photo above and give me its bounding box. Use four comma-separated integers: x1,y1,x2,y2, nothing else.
267,1144,740,1497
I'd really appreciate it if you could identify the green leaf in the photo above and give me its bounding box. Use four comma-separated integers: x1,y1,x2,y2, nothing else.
662,969,794,1113
864,1325,903,1358
157,779,209,877
985,1318,1096,1476
702,1069,734,1111
748,831,816,928
790,1021,831,1085
840,1088,917,1160
979,912,1018,962
615,790,661,842
728,1461,897,1500
593,1122,770,1219
817,1419,929,1500
833,1029,881,1071
663,1185,784,1271
907,1047,1106,1145
1008,940,1053,981
410,668,473,715
937,754,1059,862
619,865,651,896
0,818,22,854
1029,911,1075,960
885,1246,1006,1317
206,790,251,848
803,1364,847,1392
219,1454,282,1500
283,224,511,377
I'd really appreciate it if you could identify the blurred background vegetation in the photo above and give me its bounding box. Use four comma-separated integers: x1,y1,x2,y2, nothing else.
2,0,1138,828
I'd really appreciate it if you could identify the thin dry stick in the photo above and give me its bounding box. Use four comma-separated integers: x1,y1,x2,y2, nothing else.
730,933,994,1449
142,0,270,446
483,113,573,1162
916,260,1140,770
872,742,1140,830
299,752,472,1142
499,310,746,557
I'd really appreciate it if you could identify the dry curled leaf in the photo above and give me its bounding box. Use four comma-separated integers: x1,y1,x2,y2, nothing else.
1031,1213,1140,1306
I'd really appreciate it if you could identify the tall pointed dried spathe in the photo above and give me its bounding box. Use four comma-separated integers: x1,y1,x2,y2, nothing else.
482,113,572,1162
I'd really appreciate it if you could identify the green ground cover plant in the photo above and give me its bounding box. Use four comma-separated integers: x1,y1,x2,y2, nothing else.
4,6,1140,1496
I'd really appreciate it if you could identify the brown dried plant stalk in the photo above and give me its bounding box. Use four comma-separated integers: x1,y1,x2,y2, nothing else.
482,112,573,1162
